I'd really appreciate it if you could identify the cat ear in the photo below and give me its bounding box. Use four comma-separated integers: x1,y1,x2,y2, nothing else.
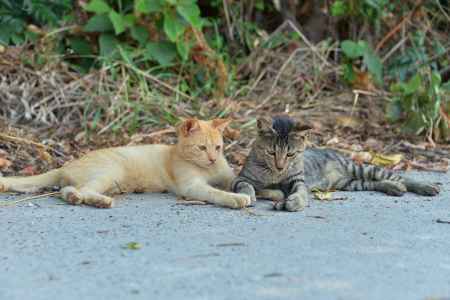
257,116,274,135
177,118,200,137
211,118,232,132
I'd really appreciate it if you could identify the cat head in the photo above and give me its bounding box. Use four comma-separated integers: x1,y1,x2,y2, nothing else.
176,118,231,168
255,115,311,173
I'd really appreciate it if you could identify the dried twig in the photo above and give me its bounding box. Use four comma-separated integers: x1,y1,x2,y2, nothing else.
0,191,60,207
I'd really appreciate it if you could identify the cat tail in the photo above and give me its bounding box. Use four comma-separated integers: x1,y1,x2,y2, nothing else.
0,169,61,193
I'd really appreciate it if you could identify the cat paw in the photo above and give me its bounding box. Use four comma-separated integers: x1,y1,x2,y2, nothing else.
273,193,308,212
90,197,114,209
415,184,440,196
382,181,407,196
230,194,252,209
64,190,83,206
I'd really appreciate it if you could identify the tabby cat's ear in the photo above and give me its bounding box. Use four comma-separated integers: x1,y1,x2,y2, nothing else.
177,118,200,137
257,117,274,135
211,118,232,132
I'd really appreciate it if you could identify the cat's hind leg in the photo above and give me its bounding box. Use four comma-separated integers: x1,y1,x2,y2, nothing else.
61,178,115,208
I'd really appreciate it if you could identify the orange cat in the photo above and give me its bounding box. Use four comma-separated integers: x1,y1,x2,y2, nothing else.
0,118,251,209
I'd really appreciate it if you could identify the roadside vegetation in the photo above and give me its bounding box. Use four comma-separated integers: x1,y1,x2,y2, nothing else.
0,0,449,175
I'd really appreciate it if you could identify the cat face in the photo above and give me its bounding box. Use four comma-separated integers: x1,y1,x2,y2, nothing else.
176,118,231,168
256,116,310,173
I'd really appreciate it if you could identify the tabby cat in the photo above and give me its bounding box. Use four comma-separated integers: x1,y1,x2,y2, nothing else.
232,115,440,212
0,118,251,209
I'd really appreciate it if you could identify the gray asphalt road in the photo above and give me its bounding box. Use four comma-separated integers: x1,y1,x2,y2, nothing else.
1,171,449,300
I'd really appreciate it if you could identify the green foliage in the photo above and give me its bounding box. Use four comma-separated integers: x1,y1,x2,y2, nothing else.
0,0,72,45
387,69,449,138
340,40,383,84
80,0,202,64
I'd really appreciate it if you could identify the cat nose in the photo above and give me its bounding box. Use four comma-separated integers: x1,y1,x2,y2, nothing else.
209,157,216,164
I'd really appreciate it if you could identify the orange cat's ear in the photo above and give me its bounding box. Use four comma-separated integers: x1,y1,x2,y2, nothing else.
211,118,232,132
177,118,200,137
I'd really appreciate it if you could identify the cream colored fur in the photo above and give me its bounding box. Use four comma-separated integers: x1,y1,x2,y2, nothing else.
0,118,251,209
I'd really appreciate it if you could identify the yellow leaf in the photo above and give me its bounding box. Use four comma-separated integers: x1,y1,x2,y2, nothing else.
370,153,403,167
311,188,333,201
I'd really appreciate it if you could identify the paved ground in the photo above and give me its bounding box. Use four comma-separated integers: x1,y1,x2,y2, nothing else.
1,171,449,300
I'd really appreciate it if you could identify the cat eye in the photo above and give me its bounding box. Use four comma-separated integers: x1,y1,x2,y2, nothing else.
198,145,207,151
215,145,221,151
266,150,276,156
287,152,296,157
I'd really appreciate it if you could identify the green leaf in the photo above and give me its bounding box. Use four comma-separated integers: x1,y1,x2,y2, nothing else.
341,40,367,59
131,25,149,45
123,14,136,27
84,14,114,32
69,37,93,56
343,63,355,83
84,0,111,13
176,39,189,61
177,3,202,28
145,41,177,66
331,0,347,16
404,74,422,95
99,33,119,58
135,0,164,13
109,10,126,35
125,242,142,250
163,10,186,42
442,81,450,92
431,71,442,91
386,99,403,122
363,48,383,84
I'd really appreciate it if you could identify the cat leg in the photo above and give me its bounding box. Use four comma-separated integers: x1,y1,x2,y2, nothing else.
179,180,251,209
274,180,308,212
61,179,114,208
401,178,440,196
257,189,285,202
233,181,257,205
340,179,407,196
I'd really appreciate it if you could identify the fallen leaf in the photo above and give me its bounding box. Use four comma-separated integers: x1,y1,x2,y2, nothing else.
336,116,361,129
223,127,240,140
0,158,12,169
125,242,142,250
20,165,37,176
37,147,53,163
370,153,403,167
311,188,333,201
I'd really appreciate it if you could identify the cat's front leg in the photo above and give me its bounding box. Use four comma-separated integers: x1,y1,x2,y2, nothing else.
231,180,257,205
274,181,308,212
178,180,251,209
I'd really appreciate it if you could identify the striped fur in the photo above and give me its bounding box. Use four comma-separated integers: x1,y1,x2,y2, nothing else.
232,116,440,212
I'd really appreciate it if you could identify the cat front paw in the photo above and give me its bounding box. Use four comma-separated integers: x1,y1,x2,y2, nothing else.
274,192,308,212
230,194,252,209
